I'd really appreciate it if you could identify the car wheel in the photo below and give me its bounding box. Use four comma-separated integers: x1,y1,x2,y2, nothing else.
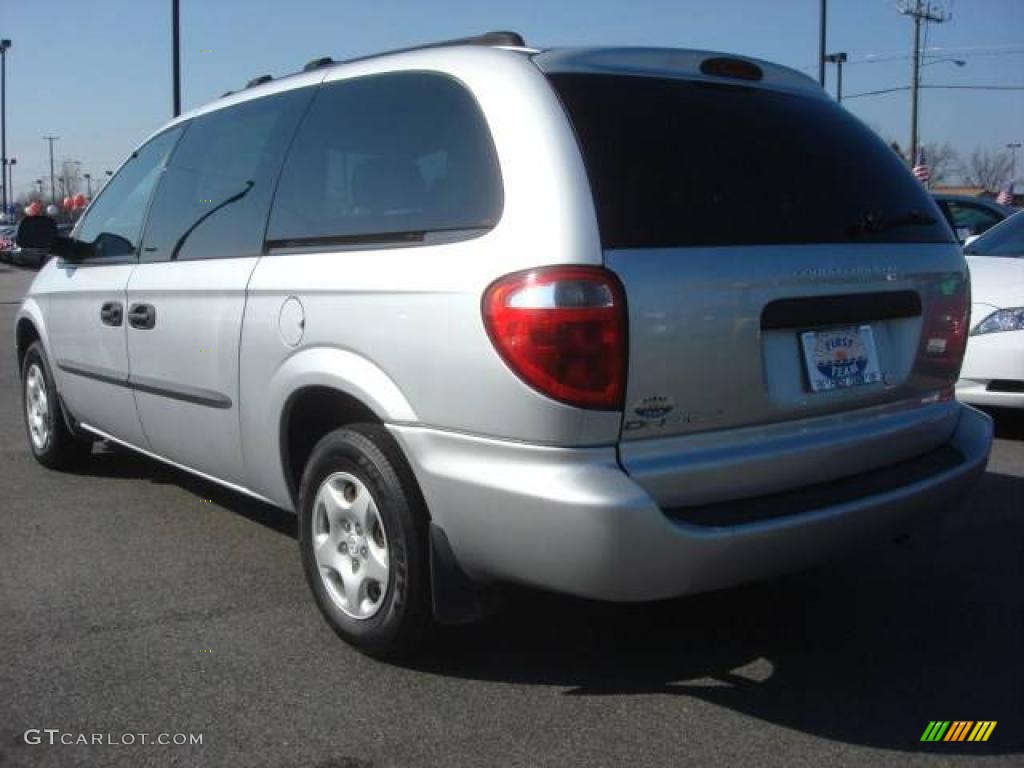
298,424,431,659
21,341,92,469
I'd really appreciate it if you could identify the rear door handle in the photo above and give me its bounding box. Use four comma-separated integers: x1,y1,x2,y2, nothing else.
100,302,123,327
127,303,156,330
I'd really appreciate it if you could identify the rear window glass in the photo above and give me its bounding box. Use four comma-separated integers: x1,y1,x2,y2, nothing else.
549,74,953,248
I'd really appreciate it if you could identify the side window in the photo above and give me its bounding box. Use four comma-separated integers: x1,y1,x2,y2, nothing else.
948,202,1002,237
140,89,313,262
74,127,184,262
267,72,502,247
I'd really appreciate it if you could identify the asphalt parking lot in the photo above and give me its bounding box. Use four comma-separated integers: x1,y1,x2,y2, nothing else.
0,263,1021,768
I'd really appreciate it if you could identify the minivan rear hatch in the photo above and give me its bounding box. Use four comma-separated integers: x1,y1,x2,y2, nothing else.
541,57,966,453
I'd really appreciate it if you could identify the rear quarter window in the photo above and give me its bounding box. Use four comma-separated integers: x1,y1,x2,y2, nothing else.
549,73,953,249
267,72,502,247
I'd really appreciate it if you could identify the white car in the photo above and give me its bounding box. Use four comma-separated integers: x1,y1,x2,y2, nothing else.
958,211,1024,407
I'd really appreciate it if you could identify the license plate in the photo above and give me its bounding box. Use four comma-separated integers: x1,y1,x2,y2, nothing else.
800,325,882,392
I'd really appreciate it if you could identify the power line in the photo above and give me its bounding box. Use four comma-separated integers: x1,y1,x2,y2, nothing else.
844,83,1024,100
849,44,1024,66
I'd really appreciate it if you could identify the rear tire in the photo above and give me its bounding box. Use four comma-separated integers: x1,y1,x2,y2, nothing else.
298,424,431,659
21,341,92,469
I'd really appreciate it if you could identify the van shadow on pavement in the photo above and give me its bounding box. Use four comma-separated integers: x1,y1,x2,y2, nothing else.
74,442,297,539
67,418,1022,756
414,463,1022,755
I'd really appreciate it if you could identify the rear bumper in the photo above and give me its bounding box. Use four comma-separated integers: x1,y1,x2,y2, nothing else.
389,403,992,602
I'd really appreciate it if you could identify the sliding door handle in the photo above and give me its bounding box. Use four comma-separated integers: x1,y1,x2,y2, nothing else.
100,302,123,327
127,303,156,330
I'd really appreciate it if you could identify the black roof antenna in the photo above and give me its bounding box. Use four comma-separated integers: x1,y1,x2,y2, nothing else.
303,56,334,72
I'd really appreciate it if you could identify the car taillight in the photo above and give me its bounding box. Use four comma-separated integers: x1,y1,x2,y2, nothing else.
916,275,970,382
482,266,626,410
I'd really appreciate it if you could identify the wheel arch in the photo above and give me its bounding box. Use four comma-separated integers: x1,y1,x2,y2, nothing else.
257,346,418,510
279,385,384,507
260,350,493,624
15,302,48,374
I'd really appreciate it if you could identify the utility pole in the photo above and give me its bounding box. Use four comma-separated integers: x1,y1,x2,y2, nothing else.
43,135,59,204
899,1,949,164
825,52,848,102
172,0,181,116
818,0,827,87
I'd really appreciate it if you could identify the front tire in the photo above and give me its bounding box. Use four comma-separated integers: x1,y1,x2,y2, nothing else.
21,341,92,469
298,425,431,659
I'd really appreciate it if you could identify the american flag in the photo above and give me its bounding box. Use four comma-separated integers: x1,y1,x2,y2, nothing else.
996,184,1014,206
912,148,931,185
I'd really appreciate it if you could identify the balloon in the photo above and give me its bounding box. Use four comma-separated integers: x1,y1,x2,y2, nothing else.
73,194,88,209
62,196,72,209
46,204,59,217
27,202,41,216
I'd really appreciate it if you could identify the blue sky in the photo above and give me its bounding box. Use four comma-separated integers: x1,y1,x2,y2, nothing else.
3,0,1022,199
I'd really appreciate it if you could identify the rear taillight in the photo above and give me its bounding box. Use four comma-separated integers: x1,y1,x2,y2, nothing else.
917,275,970,381
482,266,626,410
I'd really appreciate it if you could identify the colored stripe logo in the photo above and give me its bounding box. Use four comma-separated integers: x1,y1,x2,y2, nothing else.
921,721,997,742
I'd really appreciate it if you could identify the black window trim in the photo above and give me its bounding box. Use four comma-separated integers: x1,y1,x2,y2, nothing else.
265,225,494,253
261,69,504,255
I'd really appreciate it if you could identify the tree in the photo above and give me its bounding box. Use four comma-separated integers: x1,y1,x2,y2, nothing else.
15,190,40,207
961,148,1013,192
919,142,960,186
58,159,83,199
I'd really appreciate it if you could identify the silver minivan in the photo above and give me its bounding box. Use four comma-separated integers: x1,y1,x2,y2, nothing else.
15,33,993,657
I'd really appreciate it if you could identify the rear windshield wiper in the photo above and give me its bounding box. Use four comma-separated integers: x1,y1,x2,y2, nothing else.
170,181,254,260
846,210,937,236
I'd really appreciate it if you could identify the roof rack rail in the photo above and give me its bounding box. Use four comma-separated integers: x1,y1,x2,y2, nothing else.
221,90,235,98
246,74,273,88
303,56,334,72
338,30,527,67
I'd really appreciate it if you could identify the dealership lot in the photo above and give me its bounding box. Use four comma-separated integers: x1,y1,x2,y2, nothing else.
0,265,1021,767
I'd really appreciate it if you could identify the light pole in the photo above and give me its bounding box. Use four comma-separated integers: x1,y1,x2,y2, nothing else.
172,0,181,116
824,52,848,102
43,135,59,204
84,172,92,197
818,0,827,87
1,39,11,214
34,178,42,198
7,156,14,210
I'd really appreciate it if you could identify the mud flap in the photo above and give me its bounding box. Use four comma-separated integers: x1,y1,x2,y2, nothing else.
429,523,499,625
